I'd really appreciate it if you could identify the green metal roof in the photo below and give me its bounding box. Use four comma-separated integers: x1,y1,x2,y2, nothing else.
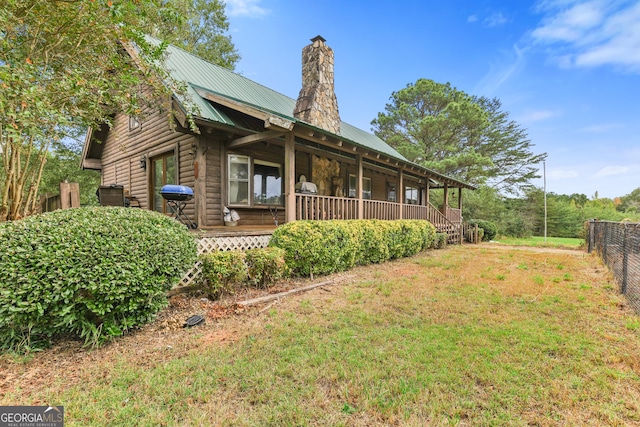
155,39,408,162
148,38,474,189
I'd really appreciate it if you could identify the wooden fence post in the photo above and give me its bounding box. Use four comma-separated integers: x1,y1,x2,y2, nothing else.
59,181,80,209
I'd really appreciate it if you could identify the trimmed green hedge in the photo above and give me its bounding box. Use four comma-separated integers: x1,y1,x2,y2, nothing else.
200,251,247,298
433,232,448,249
200,247,288,298
0,207,197,352
246,247,288,288
468,219,497,241
269,219,436,277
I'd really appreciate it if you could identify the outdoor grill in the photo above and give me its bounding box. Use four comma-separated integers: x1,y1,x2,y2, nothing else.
161,184,197,229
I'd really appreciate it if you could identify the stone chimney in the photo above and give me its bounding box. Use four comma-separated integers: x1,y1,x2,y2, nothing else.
293,36,340,134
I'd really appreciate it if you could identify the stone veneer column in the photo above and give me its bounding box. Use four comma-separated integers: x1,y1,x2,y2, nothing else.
293,35,341,135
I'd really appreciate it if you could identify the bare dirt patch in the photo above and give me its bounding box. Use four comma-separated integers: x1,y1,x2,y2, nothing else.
483,241,585,255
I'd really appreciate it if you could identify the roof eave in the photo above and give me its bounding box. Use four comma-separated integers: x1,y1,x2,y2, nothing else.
188,85,475,190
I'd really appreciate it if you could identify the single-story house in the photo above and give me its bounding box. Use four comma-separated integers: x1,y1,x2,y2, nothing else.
81,35,475,242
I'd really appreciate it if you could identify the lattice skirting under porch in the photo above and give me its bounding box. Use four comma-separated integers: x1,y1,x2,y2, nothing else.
178,235,272,287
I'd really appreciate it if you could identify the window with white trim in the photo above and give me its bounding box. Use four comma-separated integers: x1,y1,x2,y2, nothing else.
387,183,396,202
228,154,282,206
363,177,372,200
348,174,357,198
253,160,282,205
348,174,371,199
228,154,250,205
129,116,141,132
405,186,419,205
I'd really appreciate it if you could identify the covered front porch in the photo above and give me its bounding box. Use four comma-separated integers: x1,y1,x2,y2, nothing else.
294,194,463,243
208,118,472,244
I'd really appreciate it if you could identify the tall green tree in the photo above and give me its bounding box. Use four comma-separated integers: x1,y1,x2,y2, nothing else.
462,185,505,222
1,0,238,220
617,187,640,214
1,0,181,220
371,78,547,194
39,138,100,207
145,0,240,69
473,97,547,194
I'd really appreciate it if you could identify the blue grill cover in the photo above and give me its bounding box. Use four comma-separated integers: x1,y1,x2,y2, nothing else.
161,185,194,201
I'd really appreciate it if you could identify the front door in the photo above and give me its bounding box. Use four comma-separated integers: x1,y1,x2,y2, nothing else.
151,152,176,213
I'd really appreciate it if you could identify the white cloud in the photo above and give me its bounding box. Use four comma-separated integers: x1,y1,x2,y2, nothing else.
593,165,630,177
485,12,509,27
530,0,640,72
575,4,640,70
578,122,621,132
225,0,269,18
475,44,525,94
548,168,580,179
532,1,603,42
467,14,478,23
519,109,557,122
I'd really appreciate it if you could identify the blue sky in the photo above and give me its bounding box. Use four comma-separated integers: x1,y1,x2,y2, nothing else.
223,0,640,199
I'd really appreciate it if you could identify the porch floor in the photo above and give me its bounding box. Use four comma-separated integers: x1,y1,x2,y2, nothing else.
191,225,277,238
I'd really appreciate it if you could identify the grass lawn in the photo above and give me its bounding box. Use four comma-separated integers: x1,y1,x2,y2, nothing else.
492,235,584,249
2,244,640,426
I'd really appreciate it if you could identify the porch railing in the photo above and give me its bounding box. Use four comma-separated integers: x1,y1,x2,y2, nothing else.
296,194,359,220
446,207,462,223
363,199,400,220
296,194,463,243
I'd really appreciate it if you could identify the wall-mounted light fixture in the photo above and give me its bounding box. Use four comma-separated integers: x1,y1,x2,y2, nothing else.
140,154,147,170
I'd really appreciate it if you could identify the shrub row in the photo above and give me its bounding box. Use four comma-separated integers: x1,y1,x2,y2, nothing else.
269,219,437,277
200,247,287,299
433,232,448,249
468,219,497,241
0,207,197,352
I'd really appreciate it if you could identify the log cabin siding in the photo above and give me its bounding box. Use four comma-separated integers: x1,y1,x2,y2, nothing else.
204,133,223,226
98,101,197,211
177,137,196,223
129,157,148,209
235,207,284,226
370,172,389,201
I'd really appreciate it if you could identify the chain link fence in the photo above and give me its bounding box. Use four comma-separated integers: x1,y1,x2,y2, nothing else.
587,220,640,313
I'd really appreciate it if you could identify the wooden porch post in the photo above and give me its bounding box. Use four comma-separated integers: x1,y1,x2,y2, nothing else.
426,180,430,206
356,154,363,219
194,136,207,227
442,183,449,216
458,187,462,210
284,132,296,223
